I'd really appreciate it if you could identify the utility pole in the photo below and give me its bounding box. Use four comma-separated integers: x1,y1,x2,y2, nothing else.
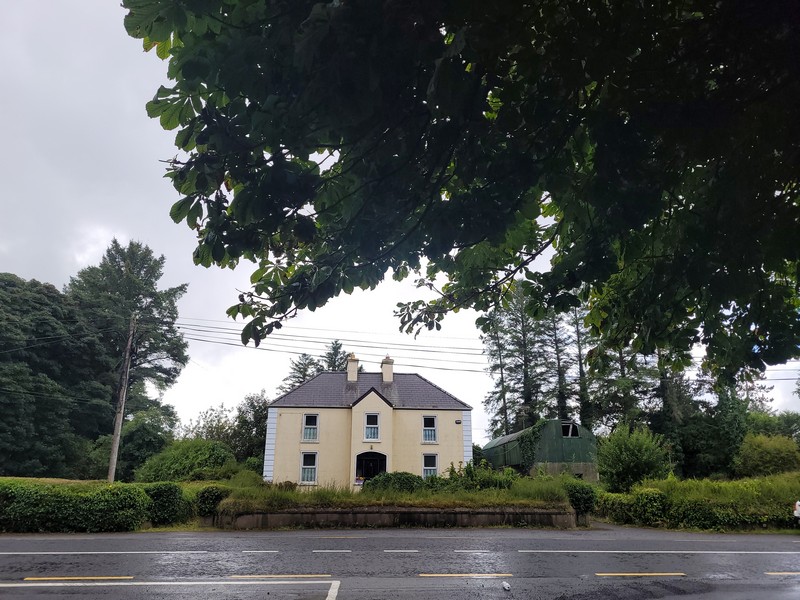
107,312,137,483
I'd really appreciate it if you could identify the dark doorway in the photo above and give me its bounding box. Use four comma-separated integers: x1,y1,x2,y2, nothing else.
356,452,387,480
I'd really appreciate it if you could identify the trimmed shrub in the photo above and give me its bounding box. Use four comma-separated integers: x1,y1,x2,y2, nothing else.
141,482,189,526
595,492,635,524
630,487,669,527
733,434,800,477
135,439,236,482
0,481,150,533
85,485,152,532
563,478,597,516
362,472,425,494
197,485,232,517
598,426,670,492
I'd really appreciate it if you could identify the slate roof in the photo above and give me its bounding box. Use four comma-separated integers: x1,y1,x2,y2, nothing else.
270,372,472,411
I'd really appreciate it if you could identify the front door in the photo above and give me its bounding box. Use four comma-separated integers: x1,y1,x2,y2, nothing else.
356,452,386,481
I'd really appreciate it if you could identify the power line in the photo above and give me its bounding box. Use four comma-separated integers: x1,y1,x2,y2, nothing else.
174,325,489,364
182,335,490,374
177,315,482,341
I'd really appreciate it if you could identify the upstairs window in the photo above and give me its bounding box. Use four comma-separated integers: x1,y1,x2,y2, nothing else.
302,414,318,441
561,422,579,438
423,454,438,478
300,452,317,484
422,416,437,443
364,413,380,440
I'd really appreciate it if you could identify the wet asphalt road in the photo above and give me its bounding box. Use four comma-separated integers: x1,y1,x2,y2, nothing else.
1,524,799,599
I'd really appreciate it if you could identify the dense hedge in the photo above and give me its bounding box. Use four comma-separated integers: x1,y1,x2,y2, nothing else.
196,484,233,517
595,481,798,531
0,480,150,533
563,479,597,516
141,482,194,526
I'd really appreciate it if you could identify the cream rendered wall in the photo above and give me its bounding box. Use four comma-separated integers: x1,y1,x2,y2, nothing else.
393,409,466,477
349,392,394,483
271,407,351,486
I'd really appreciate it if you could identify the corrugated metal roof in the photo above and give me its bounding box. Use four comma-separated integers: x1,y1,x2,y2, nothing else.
270,372,472,411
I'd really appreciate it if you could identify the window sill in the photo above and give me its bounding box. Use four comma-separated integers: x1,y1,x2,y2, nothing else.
422,441,439,445
299,482,318,486
363,439,381,443
301,440,320,444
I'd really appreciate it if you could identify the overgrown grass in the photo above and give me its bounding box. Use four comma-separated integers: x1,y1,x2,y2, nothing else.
639,471,800,509
214,478,573,516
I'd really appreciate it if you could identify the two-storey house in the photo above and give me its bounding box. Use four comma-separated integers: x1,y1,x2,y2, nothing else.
263,354,473,488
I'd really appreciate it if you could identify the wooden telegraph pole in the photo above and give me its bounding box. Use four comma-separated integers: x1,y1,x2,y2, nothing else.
107,312,137,483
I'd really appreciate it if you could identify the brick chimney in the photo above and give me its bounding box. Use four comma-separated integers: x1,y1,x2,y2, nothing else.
381,355,394,383
346,353,359,382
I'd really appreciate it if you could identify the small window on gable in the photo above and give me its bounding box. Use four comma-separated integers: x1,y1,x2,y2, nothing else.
423,454,438,478
561,422,579,438
423,416,437,443
365,413,380,440
303,414,318,441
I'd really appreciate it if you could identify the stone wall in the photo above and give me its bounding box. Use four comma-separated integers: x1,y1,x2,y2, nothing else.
211,507,576,529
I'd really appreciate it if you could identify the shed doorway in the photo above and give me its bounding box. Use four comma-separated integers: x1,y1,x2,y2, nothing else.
356,452,386,481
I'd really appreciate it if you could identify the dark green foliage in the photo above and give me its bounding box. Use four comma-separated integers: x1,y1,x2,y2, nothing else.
0,275,115,477
563,479,597,516
243,456,263,473
733,434,800,478
518,422,543,472
746,411,800,444
135,439,236,482
182,391,270,464
141,482,190,526
65,239,188,392
597,426,670,492
0,239,186,480
362,472,426,494
471,444,485,465
278,354,322,394
630,488,669,527
125,0,800,378
0,480,150,533
319,340,348,371
442,462,519,491
596,473,800,531
595,492,635,525
196,485,232,517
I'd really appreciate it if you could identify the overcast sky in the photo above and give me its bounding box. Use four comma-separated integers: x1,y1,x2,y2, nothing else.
1,2,797,447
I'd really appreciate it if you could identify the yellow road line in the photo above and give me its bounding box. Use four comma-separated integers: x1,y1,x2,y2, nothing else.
419,574,512,578
230,574,331,579
596,573,685,577
766,572,800,576
24,577,134,581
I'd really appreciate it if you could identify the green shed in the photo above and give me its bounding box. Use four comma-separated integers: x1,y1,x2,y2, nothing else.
482,420,598,481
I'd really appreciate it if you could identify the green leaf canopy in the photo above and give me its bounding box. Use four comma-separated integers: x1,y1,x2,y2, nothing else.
123,0,800,376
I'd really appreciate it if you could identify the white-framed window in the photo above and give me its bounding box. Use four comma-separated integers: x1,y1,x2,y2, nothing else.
422,415,437,443
302,414,319,441
422,454,438,479
300,452,317,484
364,413,380,440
